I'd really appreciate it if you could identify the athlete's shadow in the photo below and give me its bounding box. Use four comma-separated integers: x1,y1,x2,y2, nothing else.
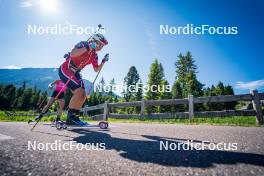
70,129,264,168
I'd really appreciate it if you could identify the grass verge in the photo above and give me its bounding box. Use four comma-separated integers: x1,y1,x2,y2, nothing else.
0,111,262,127
107,116,262,127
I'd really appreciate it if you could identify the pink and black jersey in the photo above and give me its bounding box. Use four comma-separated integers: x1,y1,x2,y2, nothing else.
54,80,66,93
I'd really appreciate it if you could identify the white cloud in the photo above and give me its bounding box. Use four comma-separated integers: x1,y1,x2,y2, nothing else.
20,0,33,8
235,79,264,91
2,65,22,69
1,65,22,69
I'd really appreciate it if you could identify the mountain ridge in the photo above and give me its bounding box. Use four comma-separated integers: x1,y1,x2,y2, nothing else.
0,68,93,93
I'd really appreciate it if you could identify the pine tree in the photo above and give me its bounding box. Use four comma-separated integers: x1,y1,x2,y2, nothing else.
175,53,187,86
135,79,143,101
185,51,197,73
30,86,41,110
33,90,41,110
224,85,237,110
184,71,204,97
214,81,225,95
99,77,106,94
109,78,116,97
38,91,48,111
145,59,166,113
17,88,33,110
0,85,5,110
123,66,141,102
171,80,184,112
174,51,203,98
204,82,237,110
3,84,16,110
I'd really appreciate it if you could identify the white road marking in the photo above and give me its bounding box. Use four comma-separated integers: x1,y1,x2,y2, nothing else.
0,133,15,141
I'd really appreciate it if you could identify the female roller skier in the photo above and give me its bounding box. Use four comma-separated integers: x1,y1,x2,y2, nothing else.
59,33,109,126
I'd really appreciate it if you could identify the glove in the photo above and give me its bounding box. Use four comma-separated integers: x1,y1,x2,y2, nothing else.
48,83,53,89
102,53,109,63
64,52,70,59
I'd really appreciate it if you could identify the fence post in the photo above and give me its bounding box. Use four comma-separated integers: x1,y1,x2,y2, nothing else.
141,98,145,117
188,94,194,119
251,90,263,125
103,101,109,121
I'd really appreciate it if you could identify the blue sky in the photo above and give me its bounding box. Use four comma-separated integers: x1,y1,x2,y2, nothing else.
0,0,263,94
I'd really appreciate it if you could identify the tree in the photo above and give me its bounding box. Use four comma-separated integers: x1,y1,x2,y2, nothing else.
0,83,49,111
2,84,16,110
175,53,187,85
145,59,166,113
17,88,33,110
123,66,141,102
38,91,48,111
183,71,204,97
109,78,116,97
172,80,183,99
185,51,197,73
214,81,225,95
224,85,237,110
30,87,41,110
174,51,203,98
145,59,164,100
213,81,226,110
98,77,106,94
204,82,237,110
171,80,184,112
0,85,4,110
135,79,143,101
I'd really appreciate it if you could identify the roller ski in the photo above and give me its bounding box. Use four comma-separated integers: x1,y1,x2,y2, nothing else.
55,109,108,130
55,121,109,130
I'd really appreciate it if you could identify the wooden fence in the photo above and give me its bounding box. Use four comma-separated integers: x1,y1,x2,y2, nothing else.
82,90,264,125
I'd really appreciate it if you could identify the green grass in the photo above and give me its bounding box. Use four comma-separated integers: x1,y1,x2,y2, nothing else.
0,111,68,122
107,116,261,127
0,111,262,127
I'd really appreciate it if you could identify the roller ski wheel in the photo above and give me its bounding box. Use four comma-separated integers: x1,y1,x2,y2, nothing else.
62,123,68,129
56,121,64,130
99,121,108,129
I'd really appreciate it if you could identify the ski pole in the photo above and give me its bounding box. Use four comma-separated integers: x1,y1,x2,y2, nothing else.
30,60,89,131
37,88,52,112
86,64,103,96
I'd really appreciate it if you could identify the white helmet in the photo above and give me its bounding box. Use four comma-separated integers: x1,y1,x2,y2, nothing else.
90,33,108,46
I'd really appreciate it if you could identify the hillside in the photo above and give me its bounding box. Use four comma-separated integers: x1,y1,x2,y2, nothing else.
0,68,93,93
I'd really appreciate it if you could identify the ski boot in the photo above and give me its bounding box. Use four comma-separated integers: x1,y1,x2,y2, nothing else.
66,109,88,126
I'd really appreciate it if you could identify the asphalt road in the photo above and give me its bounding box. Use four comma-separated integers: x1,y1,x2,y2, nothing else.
0,122,264,176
